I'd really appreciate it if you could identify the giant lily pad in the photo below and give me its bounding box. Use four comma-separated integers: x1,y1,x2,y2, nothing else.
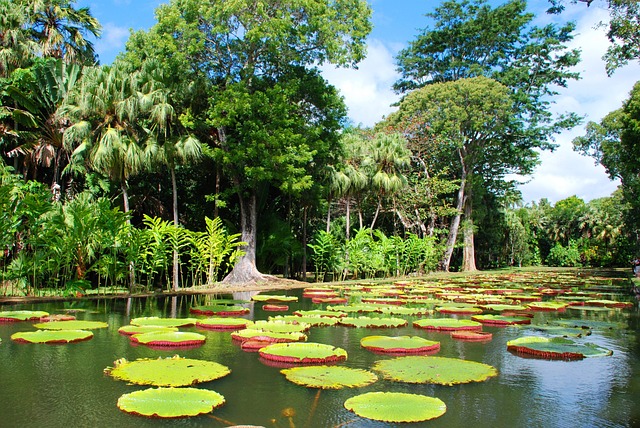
372,356,498,385
269,315,339,327
252,320,310,333
196,317,251,330
436,306,483,315
0,310,49,322
117,387,225,418
105,356,231,387
344,392,446,423
190,305,250,316
379,306,432,316
293,309,346,318
118,325,179,336
33,320,108,330
413,318,482,331
507,336,613,360
231,329,307,343
251,294,298,302
259,342,347,364
130,317,196,327
338,316,407,328
361,335,440,354
281,365,377,389
130,331,206,347
471,314,531,326
11,329,93,344
526,301,569,311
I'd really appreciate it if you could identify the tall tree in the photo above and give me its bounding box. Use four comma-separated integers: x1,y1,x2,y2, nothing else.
392,0,581,271
124,0,371,284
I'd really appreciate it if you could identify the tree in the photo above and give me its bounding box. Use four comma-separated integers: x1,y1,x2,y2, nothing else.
391,0,581,271
124,0,372,284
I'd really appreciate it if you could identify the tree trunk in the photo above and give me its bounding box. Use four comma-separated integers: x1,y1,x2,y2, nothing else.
461,186,477,271
326,195,332,233
370,196,382,230
122,182,135,289
345,197,351,240
171,167,179,292
440,151,466,272
222,188,265,284
302,205,308,281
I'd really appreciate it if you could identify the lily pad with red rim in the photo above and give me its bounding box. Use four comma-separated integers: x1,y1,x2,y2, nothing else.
251,320,310,333
105,355,231,386
195,317,251,330
450,331,493,342
130,331,206,347
372,355,498,385
259,342,347,364
413,318,482,331
281,365,377,389
11,329,93,344
344,392,446,423
0,310,49,322
118,325,179,336
361,335,440,354
231,328,307,343
507,336,613,360
436,306,483,315
117,387,225,418
251,294,298,302
269,315,339,327
262,304,289,311
338,316,408,328
189,305,250,316
471,314,531,326
293,309,346,318
130,317,196,327
33,320,109,330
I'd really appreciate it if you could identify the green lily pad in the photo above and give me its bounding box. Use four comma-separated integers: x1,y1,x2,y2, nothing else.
0,310,49,321
269,315,339,327
436,306,483,315
281,365,377,389
338,316,408,328
190,305,250,316
259,342,347,364
33,320,109,330
344,392,446,423
471,314,531,326
11,329,93,344
327,304,381,313
231,329,307,343
293,309,347,318
526,325,590,337
251,294,298,302
507,336,613,360
361,335,440,354
479,304,528,312
526,301,569,311
117,387,225,418
118,325,179,336
413,318,482,331
105,356,231,387
196,317,251,330
551,319,626,330
252,320,310,333
372,356,498,385
379,306,432,316
130,331,206,347
130,317,196,327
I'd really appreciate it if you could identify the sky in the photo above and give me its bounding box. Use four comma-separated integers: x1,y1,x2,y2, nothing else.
76,0,639,205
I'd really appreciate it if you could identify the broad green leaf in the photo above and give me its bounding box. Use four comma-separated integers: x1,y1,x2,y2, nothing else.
251,294,298,302
259,342,347,364
118,325,179,335
471,315,531,325
281,365,377,389
117,387,225,418
361,335,440,353
131,331,206,346
33,320,108,330
11,329,93,344
413,318,482,331
231,329,307,343
338,316,407,328
372,356,498,385
105,356,230,386
252,320,310,333
0,310,49,321
507,336,613,360
189,306,249,316
130,317,196,327
344,392,446,422
196,317,251,330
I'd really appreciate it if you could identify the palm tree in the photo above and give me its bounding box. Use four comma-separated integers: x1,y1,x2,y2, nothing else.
0,1,36,77
366,132,411,230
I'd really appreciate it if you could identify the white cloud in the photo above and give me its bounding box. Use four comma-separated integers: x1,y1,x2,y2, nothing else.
321,39,400,127
94,23,130,64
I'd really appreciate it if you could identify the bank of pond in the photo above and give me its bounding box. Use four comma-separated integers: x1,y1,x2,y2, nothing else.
1,270,639,427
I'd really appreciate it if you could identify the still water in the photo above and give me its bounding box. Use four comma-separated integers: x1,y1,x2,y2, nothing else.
1,281,640,428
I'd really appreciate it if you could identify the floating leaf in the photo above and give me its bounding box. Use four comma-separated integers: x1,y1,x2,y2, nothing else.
251,294,298,302
269,315,339,327
379,306,432,316
262,304,289,311
231,329,307,343
293,309,346,318
338,316,407,328
118,325,179,336
0,310,49,322
259,342,347,364
130,317,196,327
130,331,206,347
344,392,446,423
372,356,498,385
361,335,440,354
33,320,108,330
471,314,531,326
117,387,225,418
11,329,93,344
327,304,380,313
252,320,310,333
525,325,590,337
479,304,528,312
189,306,249,316
105,356,230,387
450,331,493,342
196,317,251,330
436,306,483,315
281,365,377,389
413,318,482,331
526,301,569,311
507,336,613,360
551,319,626,330
585,299,633,309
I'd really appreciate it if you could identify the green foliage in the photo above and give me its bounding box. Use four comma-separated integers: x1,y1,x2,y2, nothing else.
344,392,446,423
546,240,581,267
117,387,225,418
308,230,339,281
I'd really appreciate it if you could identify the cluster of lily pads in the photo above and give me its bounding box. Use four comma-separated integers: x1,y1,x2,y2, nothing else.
0,270,630,424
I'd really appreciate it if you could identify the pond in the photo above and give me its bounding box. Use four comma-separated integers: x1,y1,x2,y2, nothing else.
1,271,640,427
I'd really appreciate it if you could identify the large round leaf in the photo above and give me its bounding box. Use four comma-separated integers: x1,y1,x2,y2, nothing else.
269,315,339,327
117,387,225,418
281,365,377,389
252,294,298,302
344,392,446,423
231,329,307,343
507,336,613,360
196,317,251,330
259,342,347,364
118,325,178,336
338,316,407,328
361,335,440,354
189,305,250,316
471,314,531,326
413,318,482,331
11,329,93,344
252,320,310,333
130,331,205,347
372,356,498,385
0,310,49,322
33,320,108,330
130,317,196,327
105,356,231,387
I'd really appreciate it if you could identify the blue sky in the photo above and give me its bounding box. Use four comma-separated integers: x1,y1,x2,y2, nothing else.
76,0,638,205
